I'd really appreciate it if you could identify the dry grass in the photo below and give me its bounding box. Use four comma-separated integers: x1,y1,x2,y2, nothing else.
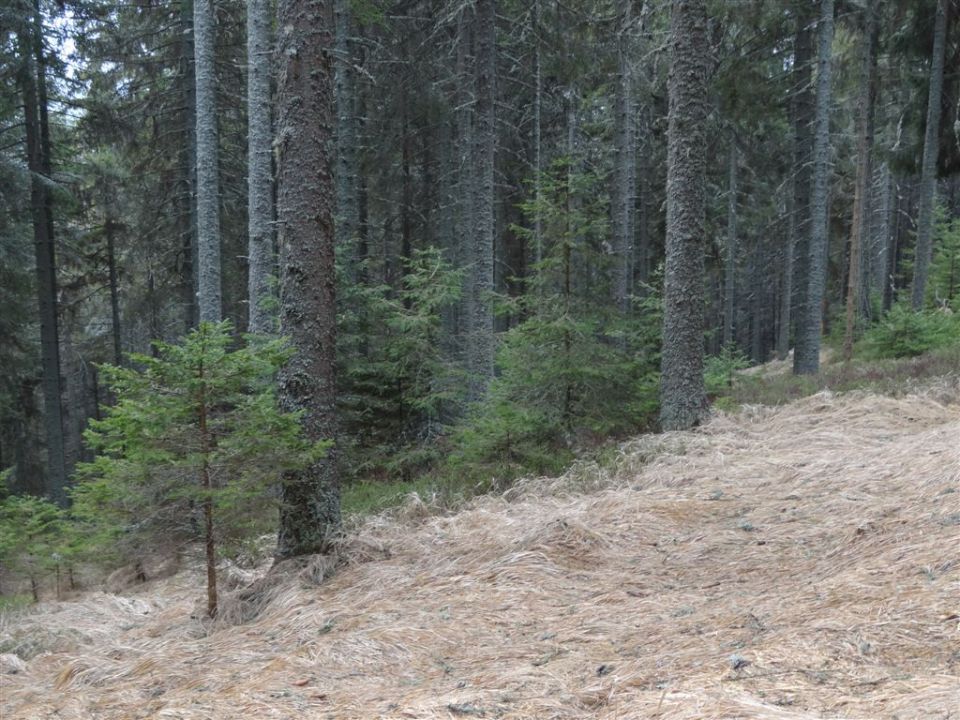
2,386,959,719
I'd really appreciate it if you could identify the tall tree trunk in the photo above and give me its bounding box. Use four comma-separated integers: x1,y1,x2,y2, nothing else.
660,0,708,431
18,7,67,506
275,0,340,559
532,0,543,267
910,0,947,309
789,0,815,364
456,14,475,363
777,185,794,359
247,0,274,334
843,0,876,362
334,0,359,275
179,0,198,331
723,132,737,348
194,0,222,323
611,0,636,313
106,215,123,366
467,0,496,402
794,0,833,376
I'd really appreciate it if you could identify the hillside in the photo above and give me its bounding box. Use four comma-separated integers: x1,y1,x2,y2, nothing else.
2,386,959,719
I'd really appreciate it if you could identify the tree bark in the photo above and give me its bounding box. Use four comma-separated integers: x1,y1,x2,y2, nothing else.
194,0,222,323
275,0,341,559
789,0,814,362
794,0,833,375
532,0,543,267
334,0,359,275
660,0,708,431
467,0,496,402
910,0,947,309
723,131,737,348
247,0,275,334
611,0,636,313
843,0,876,362
18,5,67,506
179,0,198,331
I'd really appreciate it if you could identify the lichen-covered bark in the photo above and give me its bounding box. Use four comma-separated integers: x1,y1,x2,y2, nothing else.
275,0,341,559
660,0,708,431
910,0,947,309
246,0,274,334
193,0,222,323
794,0,833,376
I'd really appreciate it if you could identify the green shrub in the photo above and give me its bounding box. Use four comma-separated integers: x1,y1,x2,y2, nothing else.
858,304,959,359
705,344,751,396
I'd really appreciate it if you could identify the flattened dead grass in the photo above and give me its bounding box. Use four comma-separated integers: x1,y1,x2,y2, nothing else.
2,387,959,719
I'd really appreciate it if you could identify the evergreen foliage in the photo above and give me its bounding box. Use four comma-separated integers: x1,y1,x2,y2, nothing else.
71,322,326,615
338,248,464,481
0,492,63,601
450,162,661,478
859,303,959,359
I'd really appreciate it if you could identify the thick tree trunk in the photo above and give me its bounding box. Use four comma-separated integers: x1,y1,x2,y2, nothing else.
910,0,947,309
723,132,737,348
660,0,708,431
18,8,67,506
611,0,636,313
275,0,341,559
467,0,496,402
193,0,222,323
843,0,876,362
794,0,833,375
247,0,274,334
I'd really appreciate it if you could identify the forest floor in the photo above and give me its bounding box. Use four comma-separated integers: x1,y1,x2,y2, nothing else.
2,381,959,719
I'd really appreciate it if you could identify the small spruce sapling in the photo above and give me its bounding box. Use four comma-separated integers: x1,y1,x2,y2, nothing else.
73,321,328,617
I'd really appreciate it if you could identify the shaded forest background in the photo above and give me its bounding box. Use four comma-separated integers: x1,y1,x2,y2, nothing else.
1,0,960,595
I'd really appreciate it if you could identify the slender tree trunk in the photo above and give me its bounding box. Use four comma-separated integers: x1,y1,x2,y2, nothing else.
843,0,876,362
456,14,475,361
194,0,222,323
794,0,833,375
18,7,67,506
777,185,794,359
910,0,947,309
106,216,123,366
247,0,274,334
275,0,341,559
197,359,217,617
789,0,814,364
531,0,543,268
723,132,737,348
660,0,709,431
611,0,636,313
179,0,198,331
467,0,496,402
334,0,359,274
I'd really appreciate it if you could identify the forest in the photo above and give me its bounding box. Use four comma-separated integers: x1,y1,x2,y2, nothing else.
2,0,960,618
2,1,960,717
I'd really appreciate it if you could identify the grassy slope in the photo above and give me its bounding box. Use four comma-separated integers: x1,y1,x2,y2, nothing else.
2,374,959,719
